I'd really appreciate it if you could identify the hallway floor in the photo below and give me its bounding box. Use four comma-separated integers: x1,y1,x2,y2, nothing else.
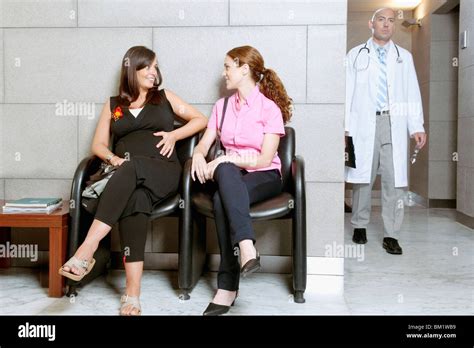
0,206,472,315
343,206,473,315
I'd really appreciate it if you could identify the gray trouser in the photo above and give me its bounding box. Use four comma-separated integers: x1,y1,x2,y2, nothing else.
351,114,405,239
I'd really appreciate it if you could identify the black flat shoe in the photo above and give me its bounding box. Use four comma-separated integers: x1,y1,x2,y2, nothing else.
383,237,403,255
202,293,237,316
240,251,261,277
352,228,367,244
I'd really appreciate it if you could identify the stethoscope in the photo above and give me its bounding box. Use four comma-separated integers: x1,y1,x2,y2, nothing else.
349,40,403,113
354,41,403,71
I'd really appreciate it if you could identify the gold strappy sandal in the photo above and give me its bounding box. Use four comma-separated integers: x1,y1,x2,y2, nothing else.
120,294,142,316
58,256,96,281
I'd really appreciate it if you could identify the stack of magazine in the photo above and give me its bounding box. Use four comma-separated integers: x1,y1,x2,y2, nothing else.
2,198,63,214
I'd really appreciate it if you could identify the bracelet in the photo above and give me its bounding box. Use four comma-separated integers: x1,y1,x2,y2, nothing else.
105,153,116,163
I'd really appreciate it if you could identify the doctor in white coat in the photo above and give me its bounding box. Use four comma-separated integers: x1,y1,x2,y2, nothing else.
345,8,426,254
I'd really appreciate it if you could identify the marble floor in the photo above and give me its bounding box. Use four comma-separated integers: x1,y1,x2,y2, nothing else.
0,206,472,315
343,206,473,315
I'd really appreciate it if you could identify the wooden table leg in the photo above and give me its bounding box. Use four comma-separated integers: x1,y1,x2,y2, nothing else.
0,227,12,268
49,225,67,297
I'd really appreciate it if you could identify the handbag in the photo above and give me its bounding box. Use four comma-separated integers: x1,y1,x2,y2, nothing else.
207,97,229,162
81,162,118,214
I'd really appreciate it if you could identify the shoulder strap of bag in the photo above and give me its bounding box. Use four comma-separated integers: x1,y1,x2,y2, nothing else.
217,97,229,134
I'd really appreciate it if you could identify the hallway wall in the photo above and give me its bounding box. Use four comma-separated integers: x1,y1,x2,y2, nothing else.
0,0,348,278
410,0,458,206
457,0,474,227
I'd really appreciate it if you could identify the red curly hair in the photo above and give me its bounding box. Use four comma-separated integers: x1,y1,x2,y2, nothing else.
226,46,293,124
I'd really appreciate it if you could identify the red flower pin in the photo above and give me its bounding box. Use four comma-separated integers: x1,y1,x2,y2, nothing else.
112,106,123,121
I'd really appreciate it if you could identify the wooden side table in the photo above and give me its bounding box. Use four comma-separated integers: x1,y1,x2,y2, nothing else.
0,200,69,297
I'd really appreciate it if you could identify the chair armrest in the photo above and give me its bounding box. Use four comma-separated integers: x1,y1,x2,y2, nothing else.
68,155,100,257
181,158,193,204
291,155,305,203
291,156,306,239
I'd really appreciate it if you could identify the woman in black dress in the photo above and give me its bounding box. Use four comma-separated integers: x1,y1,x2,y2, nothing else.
59,46,207,315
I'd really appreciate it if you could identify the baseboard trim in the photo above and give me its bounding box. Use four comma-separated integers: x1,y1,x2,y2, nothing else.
112,253,345,296
207,254,291,273
111,252,178,270
306,274,344,296
456,211,474,230
14,251,347,278
408,191,427,207
428,199,456,209
307,256,344,276
110,253,346,276
209,254,345,276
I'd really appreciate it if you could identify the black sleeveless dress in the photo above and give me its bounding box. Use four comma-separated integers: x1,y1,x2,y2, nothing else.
107,89,182,218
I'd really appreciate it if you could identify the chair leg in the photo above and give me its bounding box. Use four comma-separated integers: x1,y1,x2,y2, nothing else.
66,284,78,297
292,211,307,304
294,290,305,303
178,212,207,299
190,214,207,288
178,206,192,297
179,290,191,301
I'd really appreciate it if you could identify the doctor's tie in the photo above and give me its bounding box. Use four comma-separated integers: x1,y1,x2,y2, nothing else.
376,46,388,112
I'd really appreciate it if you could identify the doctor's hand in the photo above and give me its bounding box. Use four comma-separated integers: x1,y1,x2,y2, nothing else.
412,132,427,149
154,131,177,158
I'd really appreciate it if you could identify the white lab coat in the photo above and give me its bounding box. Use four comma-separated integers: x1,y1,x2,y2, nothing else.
345,38,425,188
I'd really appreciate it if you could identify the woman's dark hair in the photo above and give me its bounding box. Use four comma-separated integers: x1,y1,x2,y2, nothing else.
226,45,293,123
117,46,163,107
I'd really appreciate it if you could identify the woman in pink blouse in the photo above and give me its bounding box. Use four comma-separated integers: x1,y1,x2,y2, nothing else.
191,45,293,315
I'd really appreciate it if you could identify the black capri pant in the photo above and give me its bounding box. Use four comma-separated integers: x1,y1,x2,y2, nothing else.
94,157,179,263
212,163,282,291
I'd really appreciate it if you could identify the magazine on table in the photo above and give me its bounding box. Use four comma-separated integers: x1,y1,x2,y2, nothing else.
2,198,63,214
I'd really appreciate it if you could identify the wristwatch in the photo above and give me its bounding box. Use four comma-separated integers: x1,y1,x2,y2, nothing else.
106,153,116,163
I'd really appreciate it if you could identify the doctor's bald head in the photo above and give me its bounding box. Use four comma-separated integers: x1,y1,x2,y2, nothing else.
369,8,397,44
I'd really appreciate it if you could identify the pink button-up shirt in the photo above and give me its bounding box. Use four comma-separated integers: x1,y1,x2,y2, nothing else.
208,85,285,173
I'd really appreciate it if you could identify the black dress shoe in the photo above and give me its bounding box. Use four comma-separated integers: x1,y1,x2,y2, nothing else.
352,228,367,244
383,237,403,255
202,293,237,316
240,251,261,277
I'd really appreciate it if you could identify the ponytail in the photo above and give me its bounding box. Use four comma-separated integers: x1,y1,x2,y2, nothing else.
259,68,293,123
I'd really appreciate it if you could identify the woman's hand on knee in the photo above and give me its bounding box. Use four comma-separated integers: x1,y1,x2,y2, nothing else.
205,157,226,181
191,153,208,184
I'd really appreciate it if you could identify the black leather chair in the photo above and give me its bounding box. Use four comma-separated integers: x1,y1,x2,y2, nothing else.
181,126,307,303
66,123,198,296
